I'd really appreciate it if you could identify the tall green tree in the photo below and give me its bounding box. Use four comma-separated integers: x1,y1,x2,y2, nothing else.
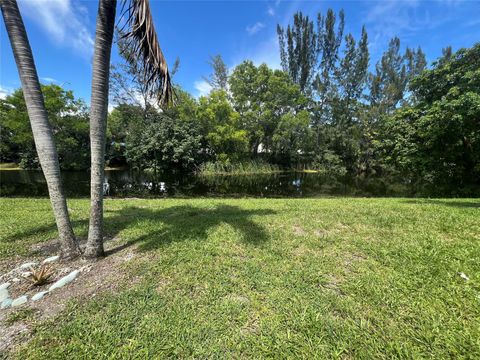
126,109,203,172
0,85,89,169
1,0,80,259
277,12,319,94
272,110,314,166
382,44,480,194
314,9,345,104
361,37,427,177
334,27,369,127
439,46,452,65
369,37,426,113
197,90,248,162
328,28,370,175
106,103,144,166
203,55,229,91
229,61,306,156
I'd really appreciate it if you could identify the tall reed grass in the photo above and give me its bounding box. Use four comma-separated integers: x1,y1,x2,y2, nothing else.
198,160,282,175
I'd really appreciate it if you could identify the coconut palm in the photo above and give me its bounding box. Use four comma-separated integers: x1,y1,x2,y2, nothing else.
84,0,173,258
1,0,80,259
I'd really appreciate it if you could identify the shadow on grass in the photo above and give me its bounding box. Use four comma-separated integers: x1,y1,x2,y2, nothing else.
7,204,275,255
105,204,274,253
403,199,480,209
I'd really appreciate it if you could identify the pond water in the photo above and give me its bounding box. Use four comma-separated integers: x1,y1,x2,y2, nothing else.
0,169,414,198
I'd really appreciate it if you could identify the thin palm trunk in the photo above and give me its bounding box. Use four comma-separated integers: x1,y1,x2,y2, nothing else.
85,0,172,258
84,0,117,258
1,0,80,259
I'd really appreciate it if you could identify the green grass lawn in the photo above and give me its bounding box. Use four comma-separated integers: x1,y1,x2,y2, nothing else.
1,197,479,358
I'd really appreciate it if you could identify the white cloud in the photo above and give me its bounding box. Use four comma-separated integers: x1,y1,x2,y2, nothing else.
233,36,281,70
363,0,456,55
18,0,94,58
246,22,266,35
194,80,212,98
465,18,480,27
40,77,57,83
0,86,12,100
364,0,420,50
267,7,275,17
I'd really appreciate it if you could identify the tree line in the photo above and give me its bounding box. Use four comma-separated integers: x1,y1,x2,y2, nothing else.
2,8,479,197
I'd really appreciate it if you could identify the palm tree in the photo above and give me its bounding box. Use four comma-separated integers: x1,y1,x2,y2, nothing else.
1,0,80,259
84,0,173,258
83,0,117,258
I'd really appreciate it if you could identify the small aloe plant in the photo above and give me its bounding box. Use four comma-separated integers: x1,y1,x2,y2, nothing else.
27,264,55,286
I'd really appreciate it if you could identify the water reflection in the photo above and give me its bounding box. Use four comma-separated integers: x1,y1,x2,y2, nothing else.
0,169,417,198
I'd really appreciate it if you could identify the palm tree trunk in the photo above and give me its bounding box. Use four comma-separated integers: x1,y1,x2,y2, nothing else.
84,0,117,258
1,0,80,260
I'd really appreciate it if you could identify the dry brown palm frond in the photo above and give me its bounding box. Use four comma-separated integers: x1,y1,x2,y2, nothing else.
28,264,55,286
120,0,174,106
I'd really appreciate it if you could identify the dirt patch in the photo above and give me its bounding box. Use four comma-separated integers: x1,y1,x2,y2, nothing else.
291,243,324,258
0,239,140,355
314,229,329,238
313,223,352,239
322,274,344,295
292,225,307,236
29,238,64,257
292,244,309,257
321,252,367,296
291,244,320,257
336,222,351,231
240,315,260,335
343,252,367,268
225,294,250,305
155,278,171,294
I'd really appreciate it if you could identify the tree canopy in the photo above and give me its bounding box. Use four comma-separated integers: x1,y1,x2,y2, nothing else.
0,84,89,169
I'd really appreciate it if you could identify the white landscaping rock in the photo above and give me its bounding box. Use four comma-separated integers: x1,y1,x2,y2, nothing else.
1,298,12,309
0,282,11,290
11,295,28,307
49,270,80,292
42,255,60,264
31,291,49,301
19,262,37,270
0,288,9,302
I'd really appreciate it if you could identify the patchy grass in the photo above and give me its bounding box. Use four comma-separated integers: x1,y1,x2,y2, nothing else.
0,197,479,358
4,308,36,326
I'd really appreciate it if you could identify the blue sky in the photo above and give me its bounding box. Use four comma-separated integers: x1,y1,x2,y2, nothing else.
1,0,479,103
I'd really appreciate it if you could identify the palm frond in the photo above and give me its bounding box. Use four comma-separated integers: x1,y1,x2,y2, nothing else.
120,0,174,106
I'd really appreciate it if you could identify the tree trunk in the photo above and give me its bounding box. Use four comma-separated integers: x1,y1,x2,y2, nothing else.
1,0,80,260
84,0,117,258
